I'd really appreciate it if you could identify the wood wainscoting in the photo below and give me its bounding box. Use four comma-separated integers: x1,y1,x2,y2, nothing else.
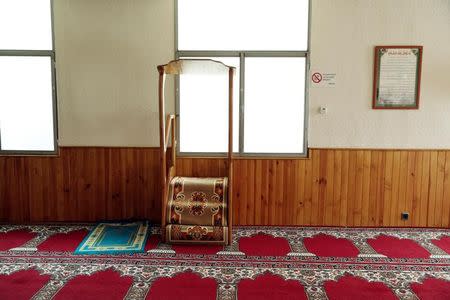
0,147,449,227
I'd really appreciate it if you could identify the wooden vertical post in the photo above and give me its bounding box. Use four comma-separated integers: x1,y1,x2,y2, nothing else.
158,67,167,242
228,67,234,245
171,116,176,172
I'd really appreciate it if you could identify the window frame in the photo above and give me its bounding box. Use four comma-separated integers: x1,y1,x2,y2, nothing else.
0,0,58,156
176,0,311,158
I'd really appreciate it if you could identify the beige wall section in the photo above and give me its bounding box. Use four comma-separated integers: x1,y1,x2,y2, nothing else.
54,0,174,146
53,0,450,148
309,0,450,149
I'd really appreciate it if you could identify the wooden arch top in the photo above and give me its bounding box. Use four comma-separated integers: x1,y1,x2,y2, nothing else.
157,59,235,75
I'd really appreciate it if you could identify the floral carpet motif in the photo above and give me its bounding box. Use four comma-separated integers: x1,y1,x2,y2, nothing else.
0,225,449,299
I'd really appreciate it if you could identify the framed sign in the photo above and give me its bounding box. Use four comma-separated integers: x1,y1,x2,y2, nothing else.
373,46,423,109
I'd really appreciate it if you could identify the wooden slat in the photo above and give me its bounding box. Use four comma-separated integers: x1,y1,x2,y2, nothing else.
405,151,416,227
324,150,335,225
1,147,449,228
434,151,446,227
382,151,393,225
339,150,349,226
254,160,262,225
346,150,357,226
361,151,372,226
443,152,450,228
311,149,321,225
303,155,313,225
428,151,438,226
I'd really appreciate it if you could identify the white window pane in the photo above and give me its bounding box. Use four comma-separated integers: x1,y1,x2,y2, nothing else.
179,58,239,153
0,57,55,151
178,0,309,51
244,57,305,153
0,0,52,50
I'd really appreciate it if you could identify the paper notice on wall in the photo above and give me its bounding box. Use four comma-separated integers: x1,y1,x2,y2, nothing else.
310,71,337,88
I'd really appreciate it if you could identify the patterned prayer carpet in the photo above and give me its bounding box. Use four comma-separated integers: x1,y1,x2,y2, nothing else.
74,221,149,255
0,225,449,299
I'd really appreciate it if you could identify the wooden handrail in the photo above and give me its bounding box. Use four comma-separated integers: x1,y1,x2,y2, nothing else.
164,114,175,152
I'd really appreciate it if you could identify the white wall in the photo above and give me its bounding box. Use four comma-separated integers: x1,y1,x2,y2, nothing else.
54,0,174,146
309,0,450,148
54,0,450,149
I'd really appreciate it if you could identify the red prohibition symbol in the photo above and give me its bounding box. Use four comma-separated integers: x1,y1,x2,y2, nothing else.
312,72,322,83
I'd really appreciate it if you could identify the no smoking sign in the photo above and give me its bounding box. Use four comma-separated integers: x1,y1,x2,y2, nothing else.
312,72,322,83
310,70,337,88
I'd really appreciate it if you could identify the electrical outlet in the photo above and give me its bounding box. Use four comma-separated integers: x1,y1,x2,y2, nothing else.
401,212,409,221
319,106,327,114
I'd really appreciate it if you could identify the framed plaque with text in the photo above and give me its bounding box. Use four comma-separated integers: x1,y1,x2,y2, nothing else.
373,46,423,109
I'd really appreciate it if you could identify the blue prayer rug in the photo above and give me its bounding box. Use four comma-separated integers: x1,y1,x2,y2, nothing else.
74,221,149,255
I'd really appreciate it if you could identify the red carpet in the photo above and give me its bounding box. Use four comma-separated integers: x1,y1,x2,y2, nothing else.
238,273,307,300
324,274,397,300
432,236,450,254
144,234,161,252
172,244,223,255
37,230,88,252
0,270,50,300
303,234,360,257
367,235,430,258
0,225,448,299
0,230,36,251
54,269,133,300
410,277,450,300
146,272,217,300
239,233,291,256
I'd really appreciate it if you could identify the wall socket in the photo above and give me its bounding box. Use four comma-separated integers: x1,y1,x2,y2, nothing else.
401,212,409,221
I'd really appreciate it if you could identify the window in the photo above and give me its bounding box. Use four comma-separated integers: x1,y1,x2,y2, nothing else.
176,0,309,156
0,0,57,154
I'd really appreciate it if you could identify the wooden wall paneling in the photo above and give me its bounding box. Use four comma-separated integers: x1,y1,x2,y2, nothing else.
232,159,242,226
1,147,449,228
346,150,357,226
412,151,423,226
246,160,255,225
365,151,382,226
428,151,438,226
390,151,401,225
0,158,5,221
324,150,334,225
239,160,248,225
318,150,327,225
267,160,275,224
275,160,285,225
283,160,293,225
303,156,313,225
443,152,450,227
283,159,298,224
339,150,349,226
296,160,306,225
310,149,320,225
434,151,446,227
405,151,416,227
27,159,40,221
253,160,262,225
397,152,408,226
352,151,363,226
261,160,270,225
361,151,372,226
419,151,431,226
382,151,393,225
375,151,386,226
332,150,342,226
319,151,335,225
